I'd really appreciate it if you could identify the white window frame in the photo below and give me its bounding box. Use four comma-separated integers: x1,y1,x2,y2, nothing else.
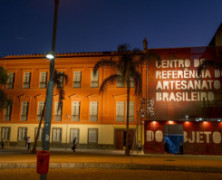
127,101,135,122
73,71,81,88
23,72,31,88
4,104,12,121
91,71,99,88
54,101,62,121
18,127,27,141
39,72,47,88
21,102,29,121
90,101,98,121
1,127,10,141
52,128,62,142
116,101,124,122
7,73,14,89
88,128,98,144
70,128,79,143
35,127,43,142
37,102,45,121
72,101,80,121
117,70,125,87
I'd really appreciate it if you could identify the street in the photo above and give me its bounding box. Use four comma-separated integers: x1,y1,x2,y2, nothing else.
0,169,221,180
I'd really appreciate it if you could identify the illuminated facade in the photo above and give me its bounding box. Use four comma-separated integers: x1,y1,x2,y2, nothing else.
0,24,222,154
0,52,144,149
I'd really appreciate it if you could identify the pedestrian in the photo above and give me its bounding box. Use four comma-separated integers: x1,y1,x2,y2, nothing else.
72,137,77,152
1,138,4,149
27,136,31,151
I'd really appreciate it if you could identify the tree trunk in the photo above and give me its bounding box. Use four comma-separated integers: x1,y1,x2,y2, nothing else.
125,79,130,156
31,103,46,154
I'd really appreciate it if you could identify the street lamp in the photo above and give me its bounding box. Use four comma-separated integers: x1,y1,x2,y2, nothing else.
40,0,59,180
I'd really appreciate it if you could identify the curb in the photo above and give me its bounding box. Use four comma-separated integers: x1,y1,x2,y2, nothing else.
0,162,221,173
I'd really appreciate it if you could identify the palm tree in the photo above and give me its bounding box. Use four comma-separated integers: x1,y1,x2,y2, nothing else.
0,66,12,110
93,44,147,156
31,70,68,153
198,60,222,76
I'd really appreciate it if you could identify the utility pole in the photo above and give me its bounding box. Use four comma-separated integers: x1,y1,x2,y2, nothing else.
41,0,59,180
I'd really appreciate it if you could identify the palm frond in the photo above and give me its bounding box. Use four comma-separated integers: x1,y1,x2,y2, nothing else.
198,60,222,77
133,70,142,95
93,59,117,75
99,74,120,93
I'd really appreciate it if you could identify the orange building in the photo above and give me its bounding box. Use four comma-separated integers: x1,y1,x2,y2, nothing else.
0,51,145,149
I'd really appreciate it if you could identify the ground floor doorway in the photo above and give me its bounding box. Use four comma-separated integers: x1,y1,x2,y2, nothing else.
115,129,135,150
164,124,183,154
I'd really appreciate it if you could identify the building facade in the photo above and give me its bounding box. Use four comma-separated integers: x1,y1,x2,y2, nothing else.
0,52,144,149
0,25,222,154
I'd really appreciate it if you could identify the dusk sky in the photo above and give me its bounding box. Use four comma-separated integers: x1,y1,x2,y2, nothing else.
0,0,222,57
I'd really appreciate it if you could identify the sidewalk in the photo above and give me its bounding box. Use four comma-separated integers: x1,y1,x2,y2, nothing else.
0,147,222,173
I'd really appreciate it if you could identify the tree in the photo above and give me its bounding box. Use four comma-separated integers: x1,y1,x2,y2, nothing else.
198,60,222,76
0,66,11,110
93,44,147,156
31,70,68,153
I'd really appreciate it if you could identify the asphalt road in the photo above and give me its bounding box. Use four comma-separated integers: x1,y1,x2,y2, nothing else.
0,169,222,180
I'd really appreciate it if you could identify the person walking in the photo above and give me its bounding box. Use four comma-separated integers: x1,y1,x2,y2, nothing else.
72,137,77,152
27,137,31,151
1,138,4,150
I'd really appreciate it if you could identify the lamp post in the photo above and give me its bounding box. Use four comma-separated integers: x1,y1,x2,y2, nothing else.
41,0,59,180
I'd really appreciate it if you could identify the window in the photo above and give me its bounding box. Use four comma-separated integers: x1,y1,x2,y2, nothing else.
37,102,45,121
1,127,10,141
127,101,135,122
117,70,125,87
70,128,79,143
73,71,81,88
18,127,27,141
54,102,62,121
116,101,124,122
21,102,29,121
52,128,62,142
7,73,14,89
88,128,98,144
35,128,43,142
39,72,47,88
23,72,31,88
57,72,64,88
129,76,134,87
4,104,12,121
90,101,98,121
72,101,80,121
91,71,99,87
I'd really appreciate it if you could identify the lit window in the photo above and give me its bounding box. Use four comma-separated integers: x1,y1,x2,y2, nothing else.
52,128,62,142
37,102,45,121
91,71,99,88
1,127,10,141
90,101,98,121
21,102,29,121
70,129,79,143
73,71,81,88
39,72,47,88
116,101,124,122
127,101,134,122
23,72,31,89
72,101,80,121
35,127,43,142
4,104,12,121
54,102,62,121
18,127,27,141
7,73,15,89
88,128,98,144
117,70,124,87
